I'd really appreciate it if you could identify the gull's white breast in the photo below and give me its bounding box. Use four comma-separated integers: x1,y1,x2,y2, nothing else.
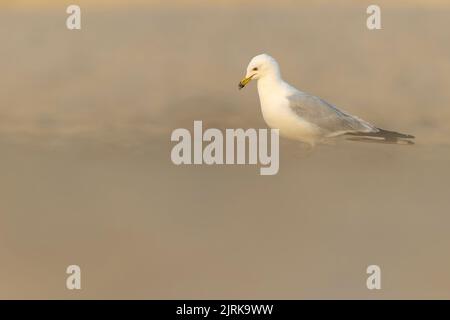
257,80,321,145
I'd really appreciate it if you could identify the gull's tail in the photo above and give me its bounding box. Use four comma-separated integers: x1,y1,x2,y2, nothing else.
345,128,415,145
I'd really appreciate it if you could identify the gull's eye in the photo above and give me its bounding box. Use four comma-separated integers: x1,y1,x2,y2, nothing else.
252,67,258,71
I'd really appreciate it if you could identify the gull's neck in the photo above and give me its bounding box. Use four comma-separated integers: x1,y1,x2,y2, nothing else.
257,72,287,97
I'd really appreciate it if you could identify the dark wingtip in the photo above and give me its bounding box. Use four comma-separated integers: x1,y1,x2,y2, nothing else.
346,136,415,145
348,128,415,140
379,128,415,139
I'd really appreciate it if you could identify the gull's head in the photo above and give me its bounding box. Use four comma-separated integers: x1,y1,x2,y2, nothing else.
239,54,280,90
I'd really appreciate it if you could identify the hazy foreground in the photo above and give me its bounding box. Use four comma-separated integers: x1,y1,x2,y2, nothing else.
1,1,450,299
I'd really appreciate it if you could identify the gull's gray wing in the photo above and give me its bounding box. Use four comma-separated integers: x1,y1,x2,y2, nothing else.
287,92,377,136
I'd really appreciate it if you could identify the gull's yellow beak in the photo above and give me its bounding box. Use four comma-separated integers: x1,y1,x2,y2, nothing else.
238,74,254,90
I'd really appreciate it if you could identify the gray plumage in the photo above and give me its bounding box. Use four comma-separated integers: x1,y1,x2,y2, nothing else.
287,92,414,143
287,92,376,137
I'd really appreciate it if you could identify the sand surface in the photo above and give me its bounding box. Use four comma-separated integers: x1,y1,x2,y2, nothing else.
0,1,449,298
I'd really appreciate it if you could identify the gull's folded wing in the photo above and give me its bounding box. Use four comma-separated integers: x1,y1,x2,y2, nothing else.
287,92,377,137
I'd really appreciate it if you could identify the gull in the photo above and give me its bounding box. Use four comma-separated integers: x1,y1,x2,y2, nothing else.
238,54,414,146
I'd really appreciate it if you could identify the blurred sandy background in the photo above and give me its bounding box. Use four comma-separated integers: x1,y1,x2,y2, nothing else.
0,0,450,299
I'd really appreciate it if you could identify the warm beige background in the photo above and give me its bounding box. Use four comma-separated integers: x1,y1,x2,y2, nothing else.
0,0,449,299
